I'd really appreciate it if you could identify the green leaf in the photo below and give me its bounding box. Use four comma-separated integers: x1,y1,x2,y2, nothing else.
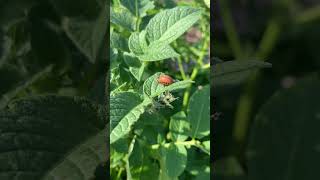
212,60,271,87
0,95,105,179
62,5,108,63
128,31,148,55
161,144,187,178
123,53,145,81
121,0,155,18
110,31,129,52
195,166,210,180
169,111,190,142
110,92,149,144
143,72,193,99
129,140,159,180
42,129,107,180
111,6,136,31
185,147,210,176
146,6,202,45
188,85,210,139
247,77,320,180
137,44,180,61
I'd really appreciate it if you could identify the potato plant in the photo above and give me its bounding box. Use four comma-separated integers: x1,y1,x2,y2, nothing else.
110,0,210,179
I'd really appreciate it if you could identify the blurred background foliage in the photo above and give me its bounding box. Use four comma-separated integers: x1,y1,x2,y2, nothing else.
213,0,320,179
0,0,108,179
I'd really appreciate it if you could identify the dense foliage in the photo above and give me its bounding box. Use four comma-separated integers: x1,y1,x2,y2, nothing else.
110,0,210,179
213,0,320,179
0,0,108,179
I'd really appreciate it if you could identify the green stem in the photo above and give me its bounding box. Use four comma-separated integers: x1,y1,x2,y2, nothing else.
177,57,187,80
219,0,244,59
116,168,123,180
254,19,281,59
134,0,140,31
151,139,210,155
233,19,281,145
296,5,320,24
151,139,198,149
182,36,209,108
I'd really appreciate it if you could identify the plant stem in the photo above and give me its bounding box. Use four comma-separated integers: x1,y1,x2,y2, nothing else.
182,36,209,108
233,19,281,145
254,19,281,59
177,56,187,80
151,139,210,155
296,5,320,24
116,168,123,180
151,139,198,149
219,0,244,59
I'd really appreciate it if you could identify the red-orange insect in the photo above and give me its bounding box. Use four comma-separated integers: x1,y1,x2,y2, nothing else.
158,74,174,86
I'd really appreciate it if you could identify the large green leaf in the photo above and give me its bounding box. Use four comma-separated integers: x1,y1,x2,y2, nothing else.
0,95,105,180
62,4,108,63
247,77,320,180
143,72,193,98
146,6,202,45
169,111,190,142
160,144,187,178
110,92,149,144
137,43,180,62
111,6,136,31
121,0,155,18
212,60,271,87
188,85,210,139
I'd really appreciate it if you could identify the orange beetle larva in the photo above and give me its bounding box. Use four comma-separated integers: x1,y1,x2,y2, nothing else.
157,74,174,86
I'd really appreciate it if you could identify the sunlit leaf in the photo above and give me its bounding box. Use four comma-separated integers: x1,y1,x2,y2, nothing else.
188,85,210,139
160,144,187,178
169,111,190,142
